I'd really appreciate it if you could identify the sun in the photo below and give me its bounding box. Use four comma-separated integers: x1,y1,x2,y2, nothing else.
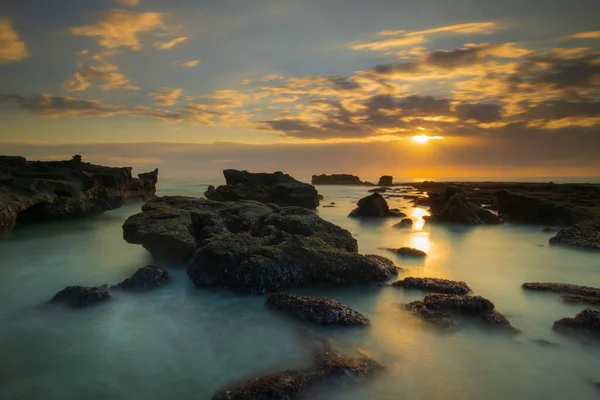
412,134,430,144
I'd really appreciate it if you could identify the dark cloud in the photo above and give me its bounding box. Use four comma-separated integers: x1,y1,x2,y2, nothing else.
455,103,503,123
510,54,600,90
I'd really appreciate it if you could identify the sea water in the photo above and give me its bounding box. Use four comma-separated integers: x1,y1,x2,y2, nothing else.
1,180,599,400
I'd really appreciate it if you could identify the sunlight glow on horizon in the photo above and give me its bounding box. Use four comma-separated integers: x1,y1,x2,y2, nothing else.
412,134,444,144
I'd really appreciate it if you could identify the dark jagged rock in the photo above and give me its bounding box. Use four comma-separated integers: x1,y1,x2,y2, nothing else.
549,220,600,250
123,196,399,293
383,247,427,257
211,349,383,400
562,295,600,305
542,227,559,233
405,294,515,331
393,277,471,295
378,175,393,186
266,293,369,326
553,308,600,339
112,265,170,291
50,285,111,308
496,189,591,225
138,168,159,184
349,193,406,218
393,218,413,228
522,282,600,298
205,170,319,209
425,187,503,225
311,174,367,185
367,187,388,193
0,155,157,237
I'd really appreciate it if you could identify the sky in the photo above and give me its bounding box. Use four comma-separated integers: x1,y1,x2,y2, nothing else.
1,0,599,179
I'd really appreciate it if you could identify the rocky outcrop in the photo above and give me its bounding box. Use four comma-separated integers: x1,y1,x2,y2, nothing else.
405,294,515,331
553,308,600,339
496,190,591,225
393,218,413,228
367,187,387,193
266,293,369,326
383,247,427,257
211,349,383,400
425,187,503,225
112,265,170,291
0,155,158,237
311,174,367,185
349,193,406,218
522,282,600,304
123,196,399,293
50,285,111,308
205,170,319,209
549,220,600,250
378,176,393,186
393,277,471,295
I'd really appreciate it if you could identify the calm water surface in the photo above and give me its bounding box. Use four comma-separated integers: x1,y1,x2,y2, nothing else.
1,180,599,399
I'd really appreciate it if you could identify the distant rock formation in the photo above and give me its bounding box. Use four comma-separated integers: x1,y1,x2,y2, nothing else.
205,169,319,209
311,174,368,185
349,193,406,218
0,155,158,237
378,175,393,186
123,196,399,293
496,190,591,225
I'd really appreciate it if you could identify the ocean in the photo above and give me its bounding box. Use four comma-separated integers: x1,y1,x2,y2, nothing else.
1,180,599,399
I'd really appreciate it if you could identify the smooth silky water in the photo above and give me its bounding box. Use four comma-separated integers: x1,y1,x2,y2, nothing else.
1,181,599,399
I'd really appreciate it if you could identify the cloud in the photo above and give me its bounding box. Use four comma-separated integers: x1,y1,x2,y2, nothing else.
115,0,140,7
63,52,140,92
5,94,127,117
149,88,184,106
406,22,500,36
0,18,29,63
174,59,200,67
69,9,165,50
568,31,600,39
455,103,503,122
152,36,189,50
349,35,426,51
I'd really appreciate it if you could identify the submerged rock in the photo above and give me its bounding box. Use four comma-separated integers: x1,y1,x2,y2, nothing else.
426,187,502,225
562,295,600,305
112,265,170,291
378,175,393,186
549,220,600,251
367,187,388,193
522,282,600,298
123,196,399,293
393,218,413,228
266,293,369,326
50,285,111,308
349,193,406,218
405,294,515,331
496,190,591,225
0,155,158,237
205,169,319,209
393,277,471,295
553,308,600,339
383,247,427,257
211,349,383,400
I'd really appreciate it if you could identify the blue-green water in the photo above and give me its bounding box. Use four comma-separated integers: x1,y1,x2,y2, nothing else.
1,181,599,399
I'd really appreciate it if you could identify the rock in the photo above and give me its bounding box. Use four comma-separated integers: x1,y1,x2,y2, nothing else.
378,175,393,186
393,218,413,228
123,196,399,293
542,227,559,233
553,308,600,339
426,187,503,225
211,349,383,400
0,155,158,237
311,174,366,185
522,282,600,298
405,294,515,331
393,277,471,295
330,202,335,205
383,247,427,257
549,220,600,250
562,295,600,305
349,193,406,218
367,187,388,193
112,265,170,291
205,170,319,209
138,168,159,184
50,285,111,308
266,293,369,326
496,190,591,225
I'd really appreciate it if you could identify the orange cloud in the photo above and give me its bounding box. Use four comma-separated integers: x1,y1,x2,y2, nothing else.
0,18,29,63
115,0,140,7
349,35,426,51
174,59,200,67
149,88,184,106
152,36,189,50
63,52,140,92
69,9,165,50
568,31,600,39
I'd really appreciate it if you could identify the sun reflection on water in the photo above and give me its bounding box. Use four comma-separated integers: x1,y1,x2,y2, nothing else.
410,207,429,231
